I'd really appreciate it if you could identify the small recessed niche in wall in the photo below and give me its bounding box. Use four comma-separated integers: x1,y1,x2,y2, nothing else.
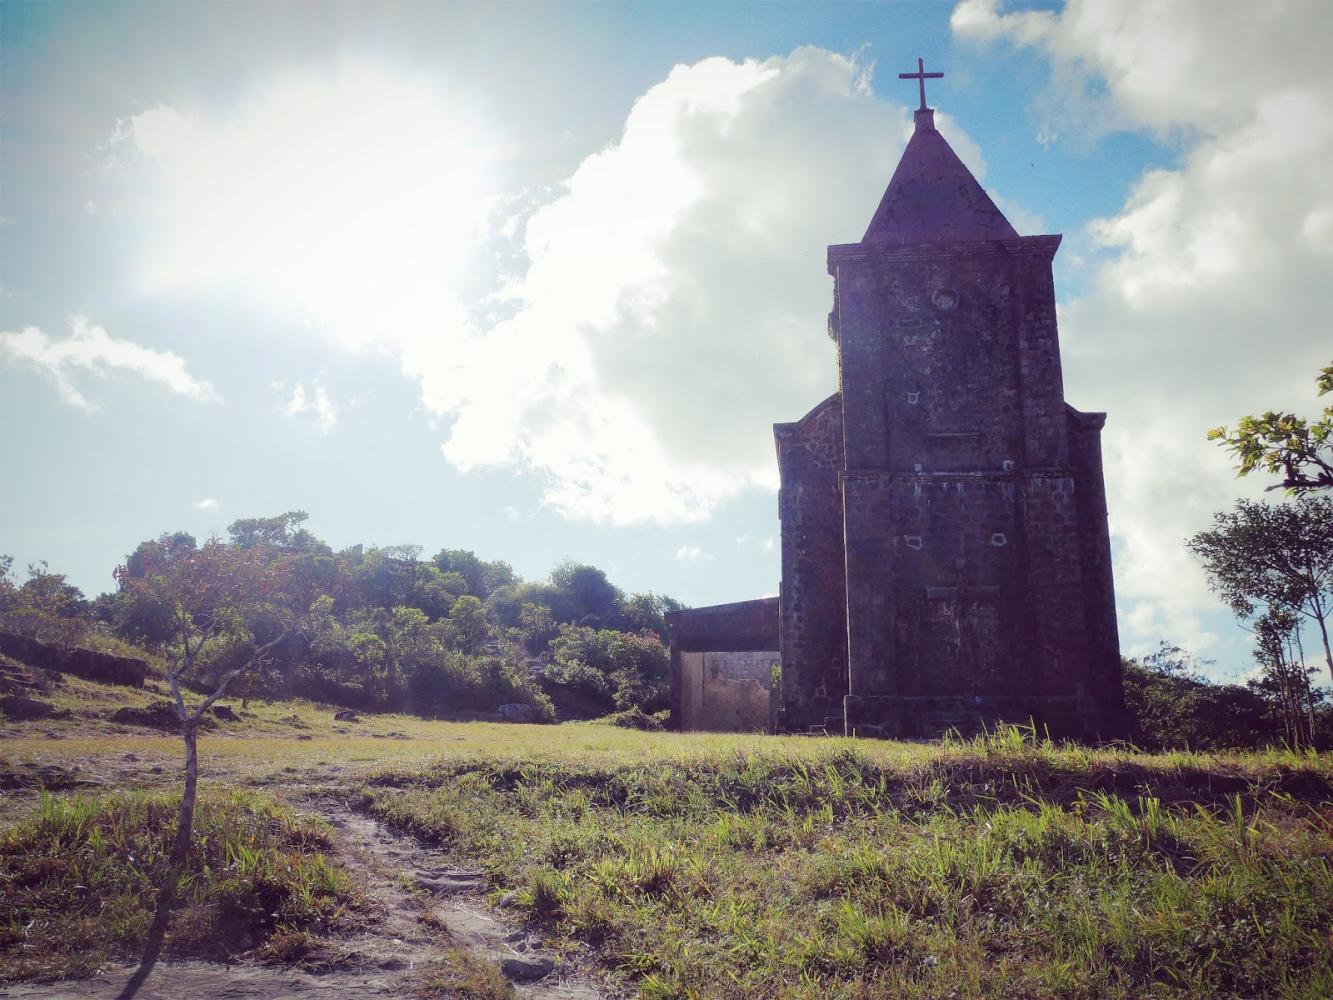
991,533,1007,547
1002,459,1015,472
905,535,924,550
931,288,960,311
906,391,920,404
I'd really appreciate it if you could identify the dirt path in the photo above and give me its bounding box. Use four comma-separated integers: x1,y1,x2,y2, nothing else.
3,793,611,1000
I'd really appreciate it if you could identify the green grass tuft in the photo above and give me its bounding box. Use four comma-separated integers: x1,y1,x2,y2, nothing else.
413,947,515,998
0,788,359,982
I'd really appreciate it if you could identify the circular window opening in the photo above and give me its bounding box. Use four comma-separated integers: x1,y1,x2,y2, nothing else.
932,288,959,311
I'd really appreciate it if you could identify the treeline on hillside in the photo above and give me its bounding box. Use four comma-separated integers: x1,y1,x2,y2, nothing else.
0,512,682,722
3,509,1332,747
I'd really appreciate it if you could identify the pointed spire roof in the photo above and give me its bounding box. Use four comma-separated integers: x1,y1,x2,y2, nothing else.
862,108,1018,245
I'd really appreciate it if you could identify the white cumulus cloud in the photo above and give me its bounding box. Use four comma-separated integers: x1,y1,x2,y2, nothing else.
0,316,218,411
111,51,1008,527
110,70,493,353
283,381,338,432
427,48,994,524
955,0,1333,655
194,498,219,511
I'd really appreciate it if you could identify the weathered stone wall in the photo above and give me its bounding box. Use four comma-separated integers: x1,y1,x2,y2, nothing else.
774,394,848,732
666,599,779,653
1068,407,1132,728
842,473,1024,700
1020,472,1091,698
827,235,1127,740
831,237,1064,476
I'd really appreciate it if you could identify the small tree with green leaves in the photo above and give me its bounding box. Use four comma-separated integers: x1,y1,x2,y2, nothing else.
1209,361,1332,493
114,539,304,864
445,594,490,654
113,537,306,985
1187,495,1333,688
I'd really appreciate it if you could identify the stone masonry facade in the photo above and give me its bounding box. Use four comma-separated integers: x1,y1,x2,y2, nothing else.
670,104,1128,741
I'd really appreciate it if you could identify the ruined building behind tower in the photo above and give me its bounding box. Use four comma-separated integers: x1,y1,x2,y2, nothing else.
668,95,1128,742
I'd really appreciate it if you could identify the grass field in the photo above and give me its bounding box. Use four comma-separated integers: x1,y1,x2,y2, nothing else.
2,678,1331,998
358,731,1333,999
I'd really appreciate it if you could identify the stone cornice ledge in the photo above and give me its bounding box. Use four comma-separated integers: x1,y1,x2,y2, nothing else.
827,234,1062,272
840,467,1076,483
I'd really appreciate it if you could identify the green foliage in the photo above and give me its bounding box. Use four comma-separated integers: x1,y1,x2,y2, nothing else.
1122,642,1331,751
431,548,515,600
592,706,667,731
445,595,490,654
1188,495,1333,694
0,789,357,981
618,592,676,640
606,631,669,712
227,511,328,552
20,513,677,722
543,656,614,706
1188,496,1333,621
112,536,308,713
542,624,669,716
1210,360,1333,492
514,601,558,654
0,561,100,649
1250,609,1325,747
549,561,623,627
12,561,89,619
405,651,554,720
1123,661,1267,752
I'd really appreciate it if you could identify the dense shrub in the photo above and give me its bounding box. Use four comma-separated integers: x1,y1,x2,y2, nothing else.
1123,664,1274,751
1122,646,1332,751
406,652,553,719
592,706,665,731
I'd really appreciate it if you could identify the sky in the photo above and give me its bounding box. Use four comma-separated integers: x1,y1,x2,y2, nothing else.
2,0,1330,681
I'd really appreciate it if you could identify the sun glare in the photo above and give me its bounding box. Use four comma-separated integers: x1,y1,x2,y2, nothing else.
126,65,495,347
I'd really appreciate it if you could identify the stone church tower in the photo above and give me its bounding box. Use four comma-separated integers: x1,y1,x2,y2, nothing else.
669,76,1128,742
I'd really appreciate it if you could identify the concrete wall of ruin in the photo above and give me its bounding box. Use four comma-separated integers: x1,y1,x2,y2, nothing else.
667,598,779,733
678,651,779,733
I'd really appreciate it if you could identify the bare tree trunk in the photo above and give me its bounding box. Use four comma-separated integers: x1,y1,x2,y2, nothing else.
173,720,199,865
1275,657,1298,748
118,627,289,999
1293,631,1318,750
117,721,197,999
1314,601,1333,691
1299,558,1333,689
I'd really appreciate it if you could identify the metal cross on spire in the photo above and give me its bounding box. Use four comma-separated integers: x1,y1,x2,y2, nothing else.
899,57,943,111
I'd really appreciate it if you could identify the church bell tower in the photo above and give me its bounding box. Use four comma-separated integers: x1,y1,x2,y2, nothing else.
777,60,1128,739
